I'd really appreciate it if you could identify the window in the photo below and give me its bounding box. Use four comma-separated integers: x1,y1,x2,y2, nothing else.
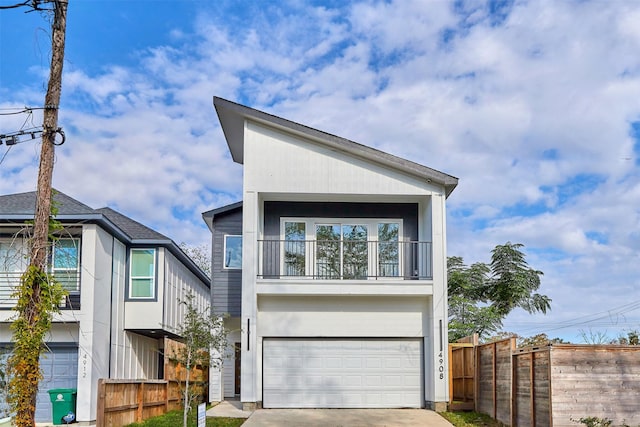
51,238,80,291
0,239,26,273
224,236,242,269
281,218,401,279
130,248,156,298
284,222,305,275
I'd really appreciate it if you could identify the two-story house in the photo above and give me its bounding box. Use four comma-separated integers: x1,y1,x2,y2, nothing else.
205,98,458,411
0,190,210,424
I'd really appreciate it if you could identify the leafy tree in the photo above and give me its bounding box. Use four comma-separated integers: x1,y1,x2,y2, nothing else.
448,242,551,341
517,333,568,347
168,292,227,427
611,330,639,345
485,332,569,347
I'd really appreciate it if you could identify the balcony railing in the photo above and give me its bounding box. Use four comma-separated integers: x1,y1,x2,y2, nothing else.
0,271,81,310
258,240,432,280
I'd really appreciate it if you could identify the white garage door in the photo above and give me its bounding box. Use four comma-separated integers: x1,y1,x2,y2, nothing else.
263,339,423,408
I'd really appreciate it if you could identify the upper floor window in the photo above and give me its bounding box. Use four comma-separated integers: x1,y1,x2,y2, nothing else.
130,248,156,299
224,235,242,269
51,238,80,292
281,218,401,279
0,239,26,273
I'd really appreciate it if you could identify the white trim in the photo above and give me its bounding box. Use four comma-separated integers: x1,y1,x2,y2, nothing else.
223,235,243,270
128,248,156,299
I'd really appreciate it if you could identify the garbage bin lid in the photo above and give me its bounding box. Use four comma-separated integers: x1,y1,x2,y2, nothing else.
47,388,77,394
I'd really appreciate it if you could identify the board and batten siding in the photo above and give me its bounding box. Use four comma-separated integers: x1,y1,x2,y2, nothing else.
163,249,210,332
109,238,161,380
211,208,242,317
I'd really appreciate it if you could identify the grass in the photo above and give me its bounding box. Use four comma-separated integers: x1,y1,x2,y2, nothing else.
441,411,504,427
125,410,246,427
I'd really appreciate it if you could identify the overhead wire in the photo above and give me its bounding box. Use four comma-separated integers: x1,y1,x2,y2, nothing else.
505,298,640,336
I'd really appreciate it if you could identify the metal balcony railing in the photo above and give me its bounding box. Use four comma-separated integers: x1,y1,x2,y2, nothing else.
0,271,81,310
258,240,433,280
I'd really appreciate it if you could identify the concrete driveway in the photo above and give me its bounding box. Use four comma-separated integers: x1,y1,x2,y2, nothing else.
239,408,454,427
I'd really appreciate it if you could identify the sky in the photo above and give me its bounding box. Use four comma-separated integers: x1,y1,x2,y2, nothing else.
1,0,639,343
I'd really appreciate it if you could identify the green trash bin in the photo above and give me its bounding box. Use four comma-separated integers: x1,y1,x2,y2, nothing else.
48,388,77,425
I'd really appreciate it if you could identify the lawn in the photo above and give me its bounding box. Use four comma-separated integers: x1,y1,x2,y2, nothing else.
125,410,246,427
441,411,504,427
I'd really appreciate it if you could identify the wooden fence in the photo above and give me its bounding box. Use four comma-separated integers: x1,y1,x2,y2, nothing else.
476,337,516,425
96,338,209,427
470,342,640,426
448,335,477,410
96,379,180,427
511,345,640,427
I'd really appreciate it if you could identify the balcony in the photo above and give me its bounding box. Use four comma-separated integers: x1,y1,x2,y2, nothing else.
258,240,433,280
0,271,81,310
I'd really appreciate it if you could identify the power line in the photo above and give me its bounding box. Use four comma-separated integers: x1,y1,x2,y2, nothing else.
0,1,57,12
0,107,46,116
505,298,640,335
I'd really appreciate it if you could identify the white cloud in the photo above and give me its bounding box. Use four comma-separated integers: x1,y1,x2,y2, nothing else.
2,0,640,341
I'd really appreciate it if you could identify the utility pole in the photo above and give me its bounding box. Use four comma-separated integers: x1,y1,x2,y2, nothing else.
32,0,67,268
9,1,68,426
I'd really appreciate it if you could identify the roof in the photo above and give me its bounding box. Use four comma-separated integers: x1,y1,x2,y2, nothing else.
96,207,169,241
213,97,459,198
0,190,209,285
0,190,95,215
202,201,242,232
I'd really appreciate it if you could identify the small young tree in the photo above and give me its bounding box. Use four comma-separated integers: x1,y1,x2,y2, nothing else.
168,292,227,427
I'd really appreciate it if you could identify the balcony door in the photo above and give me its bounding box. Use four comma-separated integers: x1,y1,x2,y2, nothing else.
282,219,400,279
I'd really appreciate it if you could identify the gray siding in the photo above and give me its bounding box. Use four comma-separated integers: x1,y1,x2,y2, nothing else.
211,208,243,316
264,202,419,240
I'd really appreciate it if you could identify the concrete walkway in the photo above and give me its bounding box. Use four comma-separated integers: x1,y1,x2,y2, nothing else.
206,399,254,418
236,408,453,427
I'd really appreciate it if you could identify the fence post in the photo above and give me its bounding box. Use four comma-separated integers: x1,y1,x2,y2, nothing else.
136,382,145,422
164,380,169,413
492,342,497,420
530,351,536,426
96,379,105,427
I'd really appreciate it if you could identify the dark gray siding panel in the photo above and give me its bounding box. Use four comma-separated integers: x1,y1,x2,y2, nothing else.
263,202,419,241
211,208,242,316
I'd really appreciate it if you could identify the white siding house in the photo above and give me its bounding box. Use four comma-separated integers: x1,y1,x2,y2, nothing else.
205,98,458,411
0,191,210,424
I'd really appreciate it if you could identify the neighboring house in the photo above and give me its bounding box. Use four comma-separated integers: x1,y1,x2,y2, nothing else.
204,97,458,411
0,190,210,424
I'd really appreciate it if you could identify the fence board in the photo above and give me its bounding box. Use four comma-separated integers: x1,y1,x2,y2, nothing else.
475,337,515,425
449,342,475,410
549,345,640,427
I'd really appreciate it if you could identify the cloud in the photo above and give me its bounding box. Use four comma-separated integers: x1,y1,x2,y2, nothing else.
2,0,640,340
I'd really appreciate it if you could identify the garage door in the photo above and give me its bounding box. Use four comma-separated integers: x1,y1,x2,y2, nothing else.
263,339,422,408
36,346,78,422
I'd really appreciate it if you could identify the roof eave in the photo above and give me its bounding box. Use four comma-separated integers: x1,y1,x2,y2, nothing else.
213,96,459,197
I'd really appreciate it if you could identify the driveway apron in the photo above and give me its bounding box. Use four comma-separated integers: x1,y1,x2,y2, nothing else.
239,408,454,427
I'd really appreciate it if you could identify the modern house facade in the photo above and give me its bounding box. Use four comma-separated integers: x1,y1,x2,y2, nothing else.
206,98,458,411
0,191,210,424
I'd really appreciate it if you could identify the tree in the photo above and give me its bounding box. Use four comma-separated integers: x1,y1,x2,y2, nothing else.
179,243,211,278
611,330,639,345
448,242,551,341
167,292,227,427
485,332,569,347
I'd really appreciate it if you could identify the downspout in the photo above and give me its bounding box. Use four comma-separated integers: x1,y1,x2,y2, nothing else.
107,236,115,377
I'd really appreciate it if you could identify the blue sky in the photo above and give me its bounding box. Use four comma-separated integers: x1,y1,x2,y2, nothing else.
1,0,640,343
